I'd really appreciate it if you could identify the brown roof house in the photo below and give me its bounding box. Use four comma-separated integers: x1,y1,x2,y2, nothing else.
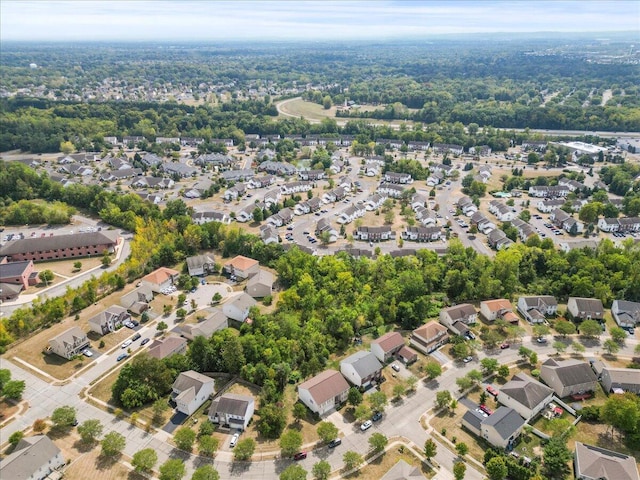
599,366,640,394
497,373,553,420
186,254,216,277
567,297,605,321
172,370,215,416
480,299,519,324
409,321,449,355
370,332,405,363
49,326,90,360
224,255,260,279
396,345,418,364
574,442,640,480
147,335,187,360
140,267,179,293
540,358,598,398
0,259,38,291
298,369,351,416
208,393,255,431
439,304,477,329
0,435,65,480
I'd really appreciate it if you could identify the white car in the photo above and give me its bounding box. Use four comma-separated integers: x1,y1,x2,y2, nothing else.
121,339,133,349
82,349,93,357
360,420,373,431
230,433,240,447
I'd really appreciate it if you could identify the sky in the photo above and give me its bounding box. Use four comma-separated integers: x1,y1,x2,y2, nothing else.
1,0,638,42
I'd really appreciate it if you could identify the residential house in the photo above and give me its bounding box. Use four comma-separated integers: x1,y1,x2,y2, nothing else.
208,393,255,431
409,321,449,355
370,332,405,363
383,172,413,184
537,198,566,213
402,226,443,242
426,170,444,187
186,254,215,277
396,345,418,364
315,218,338,243
521,140,547,151
140,153,163,168
223,183,246,201
123,136,144,146
574,442,640,480
258,161,297,176
354,226,395,242
511,218,538,242
195,153,234,169
172,370,215,416
248,175,276,189
497,373,553,420
246,269,274,298
295,198,322,215
457,196,478,216
611,300,640,329
136,192,164,205
160,162,197,178
130,176,175,189
0,231,119,263
528,185,570,198
280,181,312,195
439,304,477,330
299,170,325,181
100,168,142,182
470,211,496,234
517,296,558,324
224,256,260,279
380,460,426,480
567,297,605,321
364,162,380,177
480,299,519,323
410,193,428,210
469,145,492,156
377,183,405,198
551,209,584,234
222,169,255,182
432,143,464,155
488,200,516,222
88,306,130,336
0,435,65,480
298,369,350,416
49,327,90,360
322,187,347,204
183,180,214,199
558,178,584,192
462,406,526,450
415,207,437,226
337,205,366,224
540,358,598,398
222,293,257,322
210,138,234,147
407,141,431,151
430,163,454,176
58,163,94,176
487,229,513,250
180,307,228,341
340,351,383,388
235,206,254,223
180,137,205,147
147,335,188,360
140,267,179,293
598,217,621,232
192,211,231,225
120,285,154,314
598,366,640,394
156,137,180,144
260,225,279,245
618,216,640,232
266,207,293,227
263,189,282,208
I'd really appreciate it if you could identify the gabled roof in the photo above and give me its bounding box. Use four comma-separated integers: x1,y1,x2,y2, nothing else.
141,267,179,286
209,393,253,418
341,351,383,378
541,358,597,387
574,442,640,480
569,297,604,315
380,459,426,480
371,332,404,353
482,406,525,440
298,369,350,405
442,304,476,320
0,435,62,480
225,255,259,271
247,269,274,288
0,231,118,256
519,295,558,308
500,373,553,409
186,255,215,271
481,299,513,313
462,408,485,431
0,260,32,277
412,321,448,341
147,335,186,359
173,370,214,395
49,326,87,348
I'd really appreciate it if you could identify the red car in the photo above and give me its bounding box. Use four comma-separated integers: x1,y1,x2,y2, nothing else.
500,343,510,349
486,386,499,397
480,404,493,415
293,452,307,461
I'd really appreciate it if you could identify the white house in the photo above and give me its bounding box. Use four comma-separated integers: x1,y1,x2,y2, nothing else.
337,205,366,224
0,435,65,480
457,196,477,216
611,300,640,329
567,297,604,321
439,304,477,329
246,269,274,298
497,373,553,420
208,393,255,431
222,293,257,322
517,296,558,324
370,332,405,363
480,299,519,323
172,371,215,416
488,200,516,222
377,183,405,198
298,369,350,416
88,306,130,336
49,327,90,360
340,351,383,388
537,198,565,213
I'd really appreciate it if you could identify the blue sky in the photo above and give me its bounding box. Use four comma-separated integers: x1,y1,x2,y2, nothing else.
1,1,638,42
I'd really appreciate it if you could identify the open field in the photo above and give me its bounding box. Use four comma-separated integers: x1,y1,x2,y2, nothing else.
345,447,434,479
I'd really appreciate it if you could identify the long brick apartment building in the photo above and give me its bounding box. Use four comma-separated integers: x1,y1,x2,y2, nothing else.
0,231,119,262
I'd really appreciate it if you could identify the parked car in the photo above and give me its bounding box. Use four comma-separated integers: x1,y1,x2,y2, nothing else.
372,412,383,422
131,320,139,327
140,338,150,346
536,337,548,344
328,438,342,449
230,433,239,448
480,404,493,415
132,333,141,341
82,349,93,357
462,356,473,363
121,339,132,349
486,385,499,397
117,353,129,361
293,451,307,460
391,364,400,372
500,343,510,349
360,420,373,431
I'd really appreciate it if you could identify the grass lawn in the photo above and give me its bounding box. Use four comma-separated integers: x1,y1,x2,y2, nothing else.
277,98,337,121
88,369,119,404
0,399,20,427
429,408,487,463
345,446,434,479
37,257,104,278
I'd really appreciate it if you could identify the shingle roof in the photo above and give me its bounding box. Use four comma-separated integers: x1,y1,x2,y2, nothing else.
462,408,485,431
541,358,598,387
0,231,118,256
412,321,448,341
341,351,383,379
172,370,214,395
148,335,186,359
141,267,179,286
0,435,62,480
443,304,476,321
225,255,259,271
574,442,640,480
186,255,215,271
380,459,426,480
482,406,525,440
247,269,274,288
372,332,405,353
500,373,553,409
209,393,253,418
298,369,350,405
0,260,32,278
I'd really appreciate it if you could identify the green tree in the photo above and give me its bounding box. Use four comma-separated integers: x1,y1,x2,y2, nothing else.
101,431,126,457
51,405,76,428
132,448,158,473
159,458,186,480
280,464,307,480
451,342,470,359
176,308,187,320
406,375,418,392
322,95,332,110
252,207,264,223
2,379,26,400
571,342,586,354
555,320,576,337
424,438,437,460
191,465,220,480
198,434,219,457
312,460,331,480
9,431,24,446
77,419,103,443
486,456,508,480
0,368,11,391
347,387,362,406
152,398,169,423
343,450,363,470
543,436,572,478
425,361,442,379
579,319,602,338
369,432,388,453
292,402,307,423
174,427,196,452
368,391,388,412
73,261,82,271
456,376,474,391
497,365,510,379
436,390,453,410
393,383,405,399
610,326,627,344
317,421,339,443
234,438,256,461
40,269,55,284
101,252,111,267
453,461,467,480
533,324,551,338
552,341,567,355
354,403,372,423
480,358,499,375
603,338,620,355
455,442,469,457
280,429,303,457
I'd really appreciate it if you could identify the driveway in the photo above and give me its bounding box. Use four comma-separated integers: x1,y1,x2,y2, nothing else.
429,349,450,365
163,411,188,433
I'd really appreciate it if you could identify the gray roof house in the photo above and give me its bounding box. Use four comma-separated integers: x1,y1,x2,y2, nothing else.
574,442,640,480
186,254,216,277
480,406,526,449
180,307,228,341
120,285,154,314
298,369,350,416
0,435,65,480
497,373,553,420
48,326,90,360
88,305,130,336
172,370,215,416
340,350,383,388
516,295,558,324
611,299,640,329
222,292,257,323
567,297,605,321
540,358,598,398
160,162,198,178
380,459,426,480
246,269,274,298
439,304,477,330
599,366,640,394
208,393,255,431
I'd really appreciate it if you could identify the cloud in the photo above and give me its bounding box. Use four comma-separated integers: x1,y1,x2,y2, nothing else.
1,0,638,41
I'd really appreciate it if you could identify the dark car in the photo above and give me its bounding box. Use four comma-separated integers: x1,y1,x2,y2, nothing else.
372,411,383,422
293,451,307,460
328,438,342,449
131,320,139,327
117,353,129,362
140,338,150,346
132,333,141,341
